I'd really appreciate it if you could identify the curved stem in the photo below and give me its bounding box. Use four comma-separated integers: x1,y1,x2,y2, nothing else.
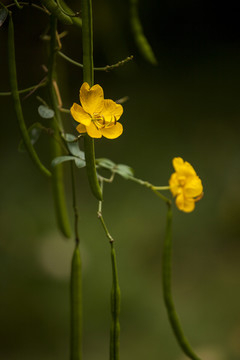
56,0,80,17
162,205,201,360
8,12,51,177
82,0,102,201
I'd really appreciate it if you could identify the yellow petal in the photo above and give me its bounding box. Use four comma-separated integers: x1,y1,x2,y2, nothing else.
101,99,123,123
80,82,104,115
175,193,195,213
76,123,87,134
172,157,196,177
169,173,181,196
70,103,91,126
86,122,102,138
101,122,123,139
184,176,203,198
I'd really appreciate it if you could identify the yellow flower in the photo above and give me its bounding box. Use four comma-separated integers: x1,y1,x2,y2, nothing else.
169,157,203,213
70,82,123,139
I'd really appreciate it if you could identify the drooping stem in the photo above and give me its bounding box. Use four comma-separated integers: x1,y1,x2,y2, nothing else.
8,12,51,177
162,205,201,360
70,245,82,360
48,15,71,238
82,0,102,201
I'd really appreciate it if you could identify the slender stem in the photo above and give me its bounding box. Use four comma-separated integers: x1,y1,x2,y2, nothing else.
70,245,82,360
58,51,133,71
128,176,171,205
97,180,120,360
97,180,114,242
48,15,71,238
0,80,47,96
8,12,51,177
13,0,23,9
6,1,48,13
162,205,201,360
82,0,102,201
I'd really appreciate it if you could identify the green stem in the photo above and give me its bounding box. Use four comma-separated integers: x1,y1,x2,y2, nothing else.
0,79,47,96
70,245,82,360
13,0,23,9
48,15,71,238
82,0,102,201
110,243,121,360
162,205,201,360
58,51,133,71
6,1,48,13
8,12,51,177
128,176,171,205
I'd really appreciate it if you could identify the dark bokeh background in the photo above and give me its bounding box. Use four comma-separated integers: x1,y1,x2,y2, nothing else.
1,1,240,359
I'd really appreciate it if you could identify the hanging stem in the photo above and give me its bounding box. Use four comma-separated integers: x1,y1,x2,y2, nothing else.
162,204,201,360
8,12,51,177
82,0,102,201
48,15,71,238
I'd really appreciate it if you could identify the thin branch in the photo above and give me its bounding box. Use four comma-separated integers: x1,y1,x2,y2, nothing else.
58,51,134,71
0,79,47,96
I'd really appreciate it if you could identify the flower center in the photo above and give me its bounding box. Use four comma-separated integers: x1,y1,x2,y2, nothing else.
92,113,117,130
178,176,186,187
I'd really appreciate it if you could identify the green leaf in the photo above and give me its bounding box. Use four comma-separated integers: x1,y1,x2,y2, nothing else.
74,158,86,168
96,158,116,170
38,105,55,119
114,164,134,179
64,133,85,159
18,122,43,152
0,8,8,27
52,155,85,168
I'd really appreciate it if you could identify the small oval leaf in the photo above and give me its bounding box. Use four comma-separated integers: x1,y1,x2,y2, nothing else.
115,164,134,179
18,122,43,152
96,158,116,170
52,155,77,167
74,158,86,168
38,105,55,119
0,8,8,27
64,133,85,159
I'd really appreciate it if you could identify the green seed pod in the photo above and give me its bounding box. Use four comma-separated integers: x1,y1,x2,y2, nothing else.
110,244,121,360
70,246,82,360
8,12,51,177
130,0,158,65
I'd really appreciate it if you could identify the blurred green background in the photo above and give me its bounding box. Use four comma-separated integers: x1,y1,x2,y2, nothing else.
1,1,240,359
